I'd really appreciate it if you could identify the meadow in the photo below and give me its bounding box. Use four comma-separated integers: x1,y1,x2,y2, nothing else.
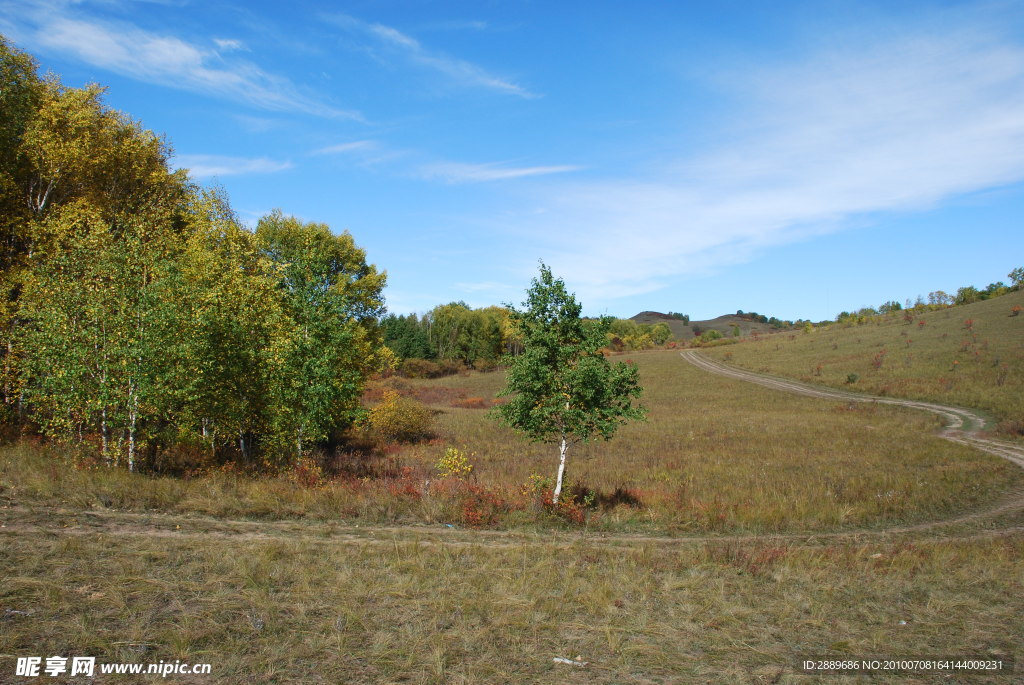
2,530,1020,683
702,290,1024,439
3,349,1019,534
2,34,1021,682
3,326,1024,682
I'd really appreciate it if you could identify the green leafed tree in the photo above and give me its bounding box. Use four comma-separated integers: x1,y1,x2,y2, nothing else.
650,322,672,345
0,36,42,268
425,301,470,361
381,313,433,360
19,198,180,469
2,41,188,435
1007,267,1023,290
255,210,389,463
955,286,980,306
149,188,284,463
0,37,43,414
493,263,646,504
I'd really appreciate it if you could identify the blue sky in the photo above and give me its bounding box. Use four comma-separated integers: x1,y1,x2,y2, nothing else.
2,0,1023,321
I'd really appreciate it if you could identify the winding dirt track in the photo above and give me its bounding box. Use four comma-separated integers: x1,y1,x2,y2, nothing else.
678,350,1024,470
4,352,1024,549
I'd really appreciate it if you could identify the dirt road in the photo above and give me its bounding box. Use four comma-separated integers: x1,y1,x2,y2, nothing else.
679,349,1024,469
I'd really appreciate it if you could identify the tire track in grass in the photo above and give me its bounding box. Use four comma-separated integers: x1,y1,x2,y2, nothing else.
679,350,1024,468
679,349,1024,533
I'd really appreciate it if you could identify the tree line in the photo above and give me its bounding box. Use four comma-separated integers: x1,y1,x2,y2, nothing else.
0,37,388,471
381,305,680,372
836,273,1023,325
380,304,519,371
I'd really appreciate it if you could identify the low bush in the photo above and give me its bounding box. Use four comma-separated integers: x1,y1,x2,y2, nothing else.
693,336,740,348
398,358,469,378
366,391,433,443
398,358,443,379
472,358,500,372
435,447,474,479
437,358,468,376
451,396,490,409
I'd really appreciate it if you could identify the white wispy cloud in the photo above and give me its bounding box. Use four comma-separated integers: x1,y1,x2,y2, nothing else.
174,154,292,178
423,20,489,33
308,139,411,169
213,37,246,52
420,161,581,183
326,13,534,98
310,140,377,156
0,1,356,118
517,20,1024,302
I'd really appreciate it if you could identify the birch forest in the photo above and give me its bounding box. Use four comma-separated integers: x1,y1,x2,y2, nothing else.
0,36,390,471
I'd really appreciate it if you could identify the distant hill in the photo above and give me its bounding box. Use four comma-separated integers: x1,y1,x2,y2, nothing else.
630,311,786,340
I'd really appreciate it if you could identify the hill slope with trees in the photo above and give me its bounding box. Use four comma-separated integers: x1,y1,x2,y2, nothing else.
631,311,791,340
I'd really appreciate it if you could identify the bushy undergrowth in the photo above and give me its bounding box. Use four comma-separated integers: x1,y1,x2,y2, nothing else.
0,441,622,530
395,357,468,379
365,390,433,443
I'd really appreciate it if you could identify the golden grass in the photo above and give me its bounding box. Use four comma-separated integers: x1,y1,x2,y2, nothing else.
0,531,1019,683
702,290,1024,437
399,349,1022,533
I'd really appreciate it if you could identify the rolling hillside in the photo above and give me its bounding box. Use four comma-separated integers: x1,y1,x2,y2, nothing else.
702,289,1024,436
631,310,787,340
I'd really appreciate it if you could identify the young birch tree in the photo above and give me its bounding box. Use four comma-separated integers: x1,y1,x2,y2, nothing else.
494,263,646,504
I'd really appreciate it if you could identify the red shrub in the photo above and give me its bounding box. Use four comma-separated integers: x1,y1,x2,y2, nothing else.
451,396,491,409
459,485,509,527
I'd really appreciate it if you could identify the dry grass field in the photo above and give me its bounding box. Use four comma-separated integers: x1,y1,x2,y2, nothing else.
702,290,1024,439
3,333,1023,682
3,349,1019,534
1,527,1021,683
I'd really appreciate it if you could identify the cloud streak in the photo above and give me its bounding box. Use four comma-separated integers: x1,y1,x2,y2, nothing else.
518,22,1024,302
174,154,292,178
420,161,581,183
213,37,246,52
0,1,356,118
310,140,377,156
327,13,535,98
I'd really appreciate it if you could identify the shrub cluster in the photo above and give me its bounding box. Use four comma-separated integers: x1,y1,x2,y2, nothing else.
396,358,466,379
366,391,433,443
435,447,474,479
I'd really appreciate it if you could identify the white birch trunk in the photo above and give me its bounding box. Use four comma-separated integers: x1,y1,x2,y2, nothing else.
101,405,109,465
127,381,137,472
552,434,569,504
